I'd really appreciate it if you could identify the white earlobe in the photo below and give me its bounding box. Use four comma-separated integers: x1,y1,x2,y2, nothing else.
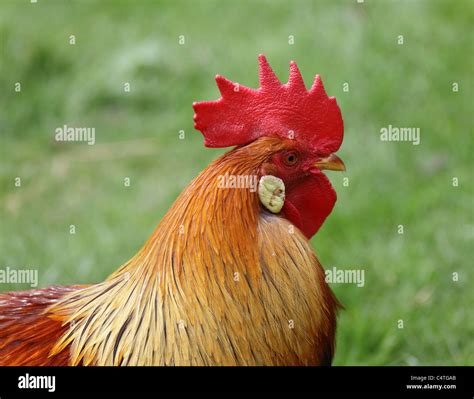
258,175,285,213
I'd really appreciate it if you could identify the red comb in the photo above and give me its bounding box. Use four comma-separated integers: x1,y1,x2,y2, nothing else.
193,54,343,154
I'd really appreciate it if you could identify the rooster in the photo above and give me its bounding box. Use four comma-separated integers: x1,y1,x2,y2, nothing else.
0,55,345,366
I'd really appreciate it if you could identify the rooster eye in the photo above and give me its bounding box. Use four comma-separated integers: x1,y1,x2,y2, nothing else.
283,151,298,166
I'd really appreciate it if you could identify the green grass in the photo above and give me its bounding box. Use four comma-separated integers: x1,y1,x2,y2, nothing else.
0,0,472,365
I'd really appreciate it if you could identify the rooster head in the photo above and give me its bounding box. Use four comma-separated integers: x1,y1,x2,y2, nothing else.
193,54,345,239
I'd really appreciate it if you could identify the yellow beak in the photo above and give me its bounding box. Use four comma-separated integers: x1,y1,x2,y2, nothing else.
314,153,346,172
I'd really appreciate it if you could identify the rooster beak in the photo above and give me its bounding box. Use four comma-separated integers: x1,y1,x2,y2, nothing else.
314,153,346,172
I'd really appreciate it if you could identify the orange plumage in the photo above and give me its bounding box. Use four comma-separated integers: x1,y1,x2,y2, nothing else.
0,56,345,366
0,285,83,365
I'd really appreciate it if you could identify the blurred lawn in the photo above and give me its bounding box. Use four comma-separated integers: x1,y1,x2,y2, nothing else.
0,0,472,365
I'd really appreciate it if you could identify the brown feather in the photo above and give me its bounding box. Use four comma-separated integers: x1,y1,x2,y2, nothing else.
0,285,86,365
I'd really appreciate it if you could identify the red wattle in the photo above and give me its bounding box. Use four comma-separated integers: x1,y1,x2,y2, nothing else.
282,172,337,239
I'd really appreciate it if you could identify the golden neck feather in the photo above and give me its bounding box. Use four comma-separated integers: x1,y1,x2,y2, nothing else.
48,138,285,365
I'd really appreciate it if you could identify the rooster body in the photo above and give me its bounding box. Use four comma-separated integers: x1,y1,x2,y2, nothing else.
0,56,344,366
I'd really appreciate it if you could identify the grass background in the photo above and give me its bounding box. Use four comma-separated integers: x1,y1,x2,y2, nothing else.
0,0,472,365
